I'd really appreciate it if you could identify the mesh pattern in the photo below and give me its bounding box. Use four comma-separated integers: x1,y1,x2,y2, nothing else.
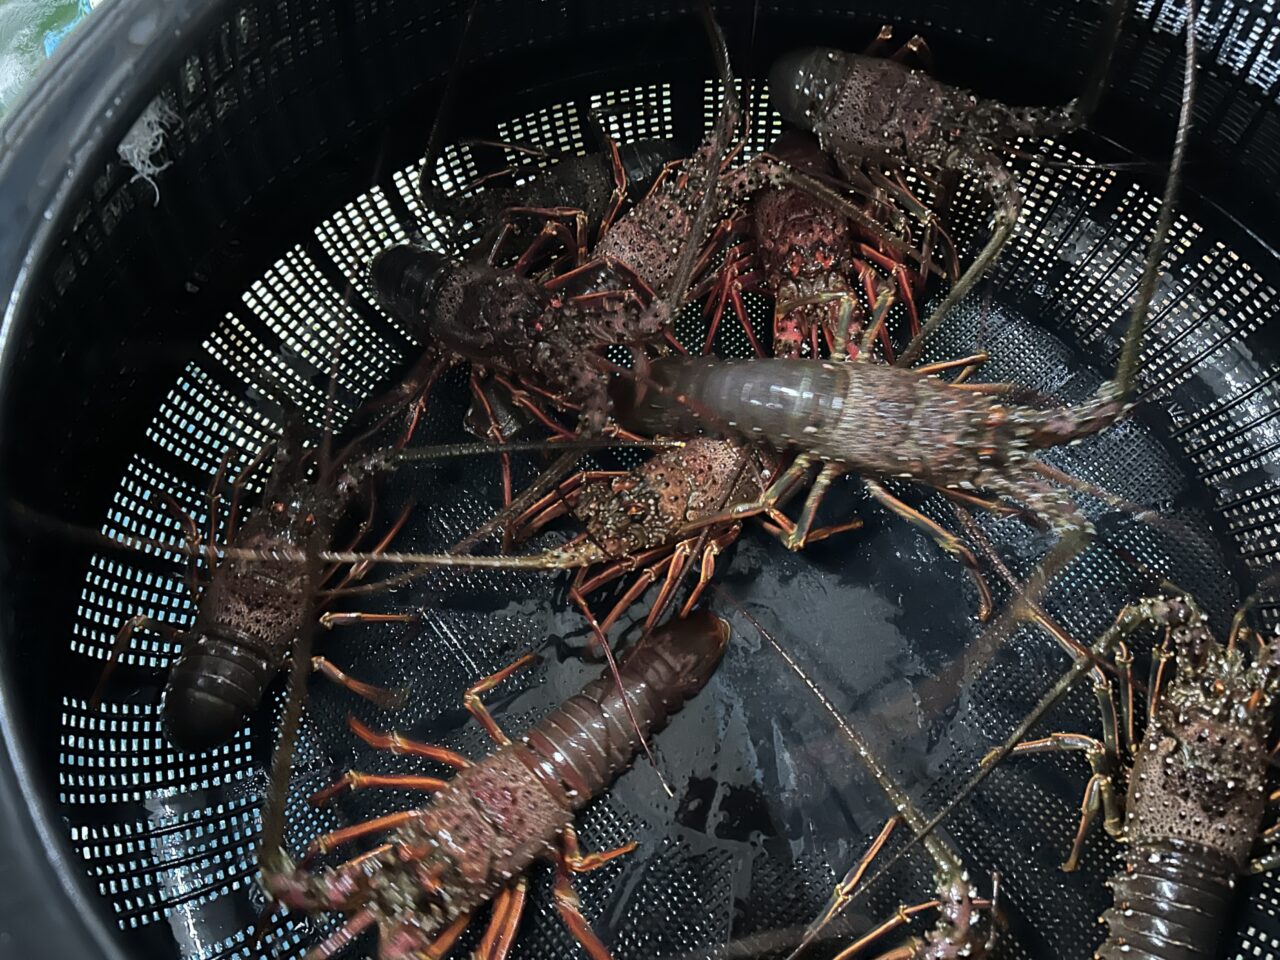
37,5,1280,960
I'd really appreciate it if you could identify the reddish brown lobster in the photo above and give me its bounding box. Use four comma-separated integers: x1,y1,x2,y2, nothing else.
767,0,1131,365
368,4,742,450
262,611,730,960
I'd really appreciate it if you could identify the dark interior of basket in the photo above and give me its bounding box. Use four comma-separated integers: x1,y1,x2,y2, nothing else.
7,0,1280,957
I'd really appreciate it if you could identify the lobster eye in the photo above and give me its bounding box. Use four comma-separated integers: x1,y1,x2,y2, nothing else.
304,513,316,527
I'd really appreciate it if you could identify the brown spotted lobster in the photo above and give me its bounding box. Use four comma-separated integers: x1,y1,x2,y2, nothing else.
765,0,1130,365
262,611,730,960
694,129,934,362
506,435,851,640
308,434,860,647
368,3,741,448
85,413,418,751
997,595,1280,959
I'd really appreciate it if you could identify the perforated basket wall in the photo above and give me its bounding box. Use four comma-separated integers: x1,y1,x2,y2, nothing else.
4,0,1280,958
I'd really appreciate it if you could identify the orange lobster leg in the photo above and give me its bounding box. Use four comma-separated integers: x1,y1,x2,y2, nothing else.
309,772,447,807
477,879,528,960
309,657,409,710
464,654,537,746
347,714,472,769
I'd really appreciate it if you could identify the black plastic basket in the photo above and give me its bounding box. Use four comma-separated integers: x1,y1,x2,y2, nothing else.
2,1,1280,958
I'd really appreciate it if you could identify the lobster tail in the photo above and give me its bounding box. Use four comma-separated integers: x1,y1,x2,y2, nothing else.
1098,839,1236,960
162,632,275,751
521,612,729,806
370,244,449,331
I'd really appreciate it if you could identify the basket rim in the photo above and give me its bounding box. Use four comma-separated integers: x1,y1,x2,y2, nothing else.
0,0,232,956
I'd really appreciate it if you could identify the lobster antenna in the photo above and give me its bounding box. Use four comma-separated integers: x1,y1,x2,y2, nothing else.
814,640,1102,930
415,0,485,213
9,496,570,569
393,437,681,461
649,0,739,328
1074,0,1134,121
701,0,739,146
1114,1,1197,400
260,562,322,876
722,599,968,949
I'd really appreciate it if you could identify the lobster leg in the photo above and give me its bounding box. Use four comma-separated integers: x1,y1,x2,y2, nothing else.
781,463,864,551
600,545,691,637
829,901,952,960
1148,627,1176,722
677,527,741,617
510,471,628,539
597,133,628,239
308,771,447,807
489,374,578,440
203,448,236,576
466,371,515,506
856,243,921,337
309,656,409,710
551,838,619,960
303,810,427,860
477,878,528,960
920,473,1095,713
347,714,472,769
1114,642,1137,752
89,614,181,710
155,494,203,604
336,499,419,590
898,160,1019,368
701,242,766,358
465,653,537,746
937,486,1028,520
999,732,1123,870
560,824,638,872
574,543,682,596
422,913,473,960
851,280,896,362
306,908,377,960
399,352,453,450
504,206,589,266
912,352,989,377
864,480,994,623
679,455,812,537
798,816,900,953
687,216,750,299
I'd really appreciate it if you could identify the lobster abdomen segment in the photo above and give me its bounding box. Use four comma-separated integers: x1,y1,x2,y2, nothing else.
1098,839,1236,960
162,631,276,751
614,356,1020,488
521,610,730,805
